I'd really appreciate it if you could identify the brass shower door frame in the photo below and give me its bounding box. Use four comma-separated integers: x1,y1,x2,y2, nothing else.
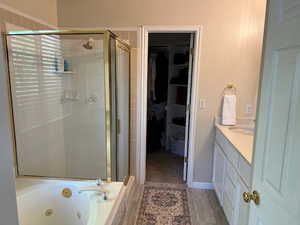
3,30,129,183
115,40,131,185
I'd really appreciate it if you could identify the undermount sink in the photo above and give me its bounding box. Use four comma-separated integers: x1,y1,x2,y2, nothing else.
229,126,255,136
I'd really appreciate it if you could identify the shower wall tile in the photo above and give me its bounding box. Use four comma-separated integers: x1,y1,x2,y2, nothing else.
64,47,107,179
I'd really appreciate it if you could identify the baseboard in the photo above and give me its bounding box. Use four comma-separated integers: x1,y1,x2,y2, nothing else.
190,182,214,190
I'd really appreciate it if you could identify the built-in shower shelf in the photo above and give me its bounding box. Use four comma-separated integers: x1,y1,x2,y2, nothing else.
55,71,75,75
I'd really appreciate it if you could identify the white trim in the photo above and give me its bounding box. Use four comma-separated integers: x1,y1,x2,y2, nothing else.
0,3,57,29
190,182,214,190
136,25,203,188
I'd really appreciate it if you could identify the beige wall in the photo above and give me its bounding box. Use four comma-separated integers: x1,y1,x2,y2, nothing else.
0,0,57,26
0,8,52,34
58,0,266,183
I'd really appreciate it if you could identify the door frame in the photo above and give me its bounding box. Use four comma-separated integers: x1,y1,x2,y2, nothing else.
136,25,203,187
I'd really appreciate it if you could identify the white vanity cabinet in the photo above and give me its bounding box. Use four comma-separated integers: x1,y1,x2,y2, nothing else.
235,177,250,225
213,143,226,204
213,128,252,225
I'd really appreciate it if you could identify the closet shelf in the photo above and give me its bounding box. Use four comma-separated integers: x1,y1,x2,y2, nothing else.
170,123,186,129
174,63,188,67
169,83,188,87
169,104,186,108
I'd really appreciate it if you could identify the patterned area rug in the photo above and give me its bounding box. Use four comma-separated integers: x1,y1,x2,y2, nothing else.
136,185,191,225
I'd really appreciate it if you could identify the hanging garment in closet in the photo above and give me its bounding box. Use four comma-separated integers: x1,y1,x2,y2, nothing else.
148,54,157,101
154,52,168,103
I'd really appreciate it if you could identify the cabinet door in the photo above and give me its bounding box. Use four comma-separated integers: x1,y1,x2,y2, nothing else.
213,143,226,205
234,177,250,225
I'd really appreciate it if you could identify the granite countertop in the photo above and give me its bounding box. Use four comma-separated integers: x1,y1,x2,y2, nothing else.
215,124,254,164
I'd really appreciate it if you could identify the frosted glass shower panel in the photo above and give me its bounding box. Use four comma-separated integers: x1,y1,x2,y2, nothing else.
7,34,107,179
116,42,130,181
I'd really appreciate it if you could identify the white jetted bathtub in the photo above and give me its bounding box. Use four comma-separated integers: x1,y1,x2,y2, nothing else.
16,178,125,225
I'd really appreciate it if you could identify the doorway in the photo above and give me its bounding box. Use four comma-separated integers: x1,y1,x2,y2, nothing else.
145,33,194,184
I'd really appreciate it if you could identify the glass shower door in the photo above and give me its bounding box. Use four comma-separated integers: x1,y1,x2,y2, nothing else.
116,40,130,181
6,33,108,179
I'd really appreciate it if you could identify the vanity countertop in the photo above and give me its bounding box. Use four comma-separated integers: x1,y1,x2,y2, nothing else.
215,124,254,164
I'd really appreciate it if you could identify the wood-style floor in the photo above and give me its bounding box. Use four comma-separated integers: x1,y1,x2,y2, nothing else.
124,151,228,225
123,183,229,225
146,150,184,184
188,188,229,225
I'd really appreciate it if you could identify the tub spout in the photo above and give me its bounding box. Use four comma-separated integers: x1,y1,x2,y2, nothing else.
96,179,103,186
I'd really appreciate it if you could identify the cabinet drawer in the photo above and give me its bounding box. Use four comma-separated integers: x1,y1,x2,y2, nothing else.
223,192,234,225
238,156,252,187
225,158,238,185
236,177,251,225
213,143,226,205
216,129,239,168
224,176,237,209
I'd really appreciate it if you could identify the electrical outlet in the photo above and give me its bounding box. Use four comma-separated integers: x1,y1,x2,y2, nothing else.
199,99,206,109
246,104,253,114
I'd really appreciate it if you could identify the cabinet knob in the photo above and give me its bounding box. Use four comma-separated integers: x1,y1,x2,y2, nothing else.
243,191,260,205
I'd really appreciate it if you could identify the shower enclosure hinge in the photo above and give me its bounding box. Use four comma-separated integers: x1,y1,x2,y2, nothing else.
117,119,121,134
190,48,194,56
186,104,191,112
184,156,188,163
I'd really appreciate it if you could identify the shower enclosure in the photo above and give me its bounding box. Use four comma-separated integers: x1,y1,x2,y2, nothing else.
4,30,130,182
